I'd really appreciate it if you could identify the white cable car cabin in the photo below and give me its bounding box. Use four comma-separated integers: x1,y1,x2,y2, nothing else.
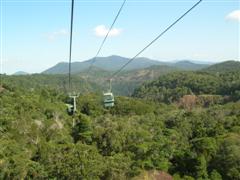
103,92,114,108
103,79,114,107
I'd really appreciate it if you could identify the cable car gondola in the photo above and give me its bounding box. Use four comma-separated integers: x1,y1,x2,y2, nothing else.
103,92,114,107
103,79,114,107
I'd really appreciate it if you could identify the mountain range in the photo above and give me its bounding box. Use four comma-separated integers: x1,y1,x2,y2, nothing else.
42,55,210,74
13,71,29,75
10,60,240,96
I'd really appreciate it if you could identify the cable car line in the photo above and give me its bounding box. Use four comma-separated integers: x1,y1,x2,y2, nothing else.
66,0,78,115
110,0,203,79
68,0,75,92
64,0,202,109
87,0,127,75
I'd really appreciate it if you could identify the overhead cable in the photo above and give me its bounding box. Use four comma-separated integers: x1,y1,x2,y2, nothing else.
87,0,127,74
110,0,203,79
68,0,75,91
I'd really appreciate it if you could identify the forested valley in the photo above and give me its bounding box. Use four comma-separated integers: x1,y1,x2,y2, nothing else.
0,61,240,179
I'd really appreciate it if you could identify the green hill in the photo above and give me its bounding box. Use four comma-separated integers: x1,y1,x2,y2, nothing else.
203,60,240,73
12,65,177,96
3,61,239,98
110,65,179,95
133,70,240,103
2,74,100,94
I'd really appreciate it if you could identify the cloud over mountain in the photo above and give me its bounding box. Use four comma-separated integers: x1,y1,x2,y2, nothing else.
45,29,68,41
94,25,122,37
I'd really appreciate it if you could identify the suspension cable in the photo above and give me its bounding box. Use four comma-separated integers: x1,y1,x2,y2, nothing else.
68,0,74,92
110,0,203,79
87,0,127,75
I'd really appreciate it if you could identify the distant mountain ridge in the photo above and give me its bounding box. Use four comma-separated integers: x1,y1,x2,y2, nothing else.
9,60,239,96
171,60,209,70
42,55,209,74
13,71,29,75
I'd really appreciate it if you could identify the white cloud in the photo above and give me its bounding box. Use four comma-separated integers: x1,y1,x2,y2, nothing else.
94,25,122,37
226,10,240,22
46,29,68,41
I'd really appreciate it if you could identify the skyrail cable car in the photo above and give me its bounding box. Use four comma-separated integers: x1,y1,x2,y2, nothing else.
103,92,114,107
103,79,114,107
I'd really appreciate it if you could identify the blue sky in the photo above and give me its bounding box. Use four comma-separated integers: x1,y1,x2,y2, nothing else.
1,0,239,74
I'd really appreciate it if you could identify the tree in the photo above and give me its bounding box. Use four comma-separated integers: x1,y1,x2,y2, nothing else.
212,134,240,180
72,113,92,143
42,143,106,179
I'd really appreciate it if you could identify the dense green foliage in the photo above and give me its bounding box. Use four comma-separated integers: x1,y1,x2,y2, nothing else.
133,71,240,103
2,74,100,94
1,61,240,179
1,79,240,179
